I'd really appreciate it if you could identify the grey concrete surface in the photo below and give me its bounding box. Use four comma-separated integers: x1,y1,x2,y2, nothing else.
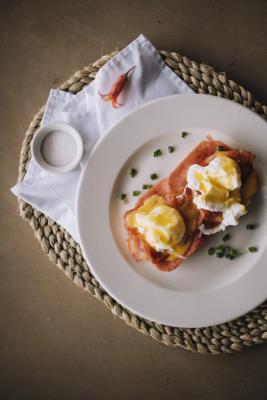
1,1,266,399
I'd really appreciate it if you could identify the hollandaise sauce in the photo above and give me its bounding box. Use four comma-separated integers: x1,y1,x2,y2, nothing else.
127,195,187,255
187,154,247,234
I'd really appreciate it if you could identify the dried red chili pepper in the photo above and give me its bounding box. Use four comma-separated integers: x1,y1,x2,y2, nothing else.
98,66,135,108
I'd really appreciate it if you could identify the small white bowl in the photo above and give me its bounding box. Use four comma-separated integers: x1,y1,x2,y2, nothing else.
31,122,83,174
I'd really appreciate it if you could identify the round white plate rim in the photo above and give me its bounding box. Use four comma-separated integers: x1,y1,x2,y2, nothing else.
76,94,267,327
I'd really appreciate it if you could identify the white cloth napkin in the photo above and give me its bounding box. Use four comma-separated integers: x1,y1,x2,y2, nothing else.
11,34,193,241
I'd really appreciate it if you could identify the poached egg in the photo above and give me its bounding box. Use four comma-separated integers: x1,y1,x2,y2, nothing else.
187,154,247,234
127,195,186,252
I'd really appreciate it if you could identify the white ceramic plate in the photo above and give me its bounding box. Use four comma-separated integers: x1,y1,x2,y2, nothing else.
76,94,267,327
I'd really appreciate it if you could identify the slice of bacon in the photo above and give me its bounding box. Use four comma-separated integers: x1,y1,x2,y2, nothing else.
198,209,223,229
124,138,258,272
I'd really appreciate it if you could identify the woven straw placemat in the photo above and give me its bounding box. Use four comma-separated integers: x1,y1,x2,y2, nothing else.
17,50,267,355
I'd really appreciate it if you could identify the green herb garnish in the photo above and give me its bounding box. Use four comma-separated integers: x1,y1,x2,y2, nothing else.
215,246,225,258
246,223,257,230
223,233,231,241
217,145,225,152
209,245,238,260
133,190,141,196
153,149,162,157
181,131,188,138
248,246,258,253
225,248,238,260
222,245,231,252
142,184,153,190
216,252,224,258
208,247,215,255
129,168,137,177
168,146,175,153
120,193,127,201
150,173,158,180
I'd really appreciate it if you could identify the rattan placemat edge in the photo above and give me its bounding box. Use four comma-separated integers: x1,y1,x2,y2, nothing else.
17,50,267,355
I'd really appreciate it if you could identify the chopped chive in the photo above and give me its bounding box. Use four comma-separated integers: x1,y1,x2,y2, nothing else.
246,223,257,230
129,168,137,177
133,190,141,196
224,245,231,251
215,247,224,258
248,246,258,253
153,149,162,157
181,131,188,138
208,244,239,260
217,145,225,152
208,247,215,255
223,233,231,241
150,173,158,180
142,184,153,190
120,193,127,201
232,249,238,256
225,248,238,260
168,146,175,153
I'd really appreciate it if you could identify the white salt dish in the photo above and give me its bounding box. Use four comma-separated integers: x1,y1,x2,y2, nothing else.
31,122,83,174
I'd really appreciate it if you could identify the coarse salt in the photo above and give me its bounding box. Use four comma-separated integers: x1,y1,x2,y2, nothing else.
41,130,76,167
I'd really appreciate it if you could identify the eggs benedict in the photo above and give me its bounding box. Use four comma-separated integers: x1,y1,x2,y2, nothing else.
124,139,259,271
